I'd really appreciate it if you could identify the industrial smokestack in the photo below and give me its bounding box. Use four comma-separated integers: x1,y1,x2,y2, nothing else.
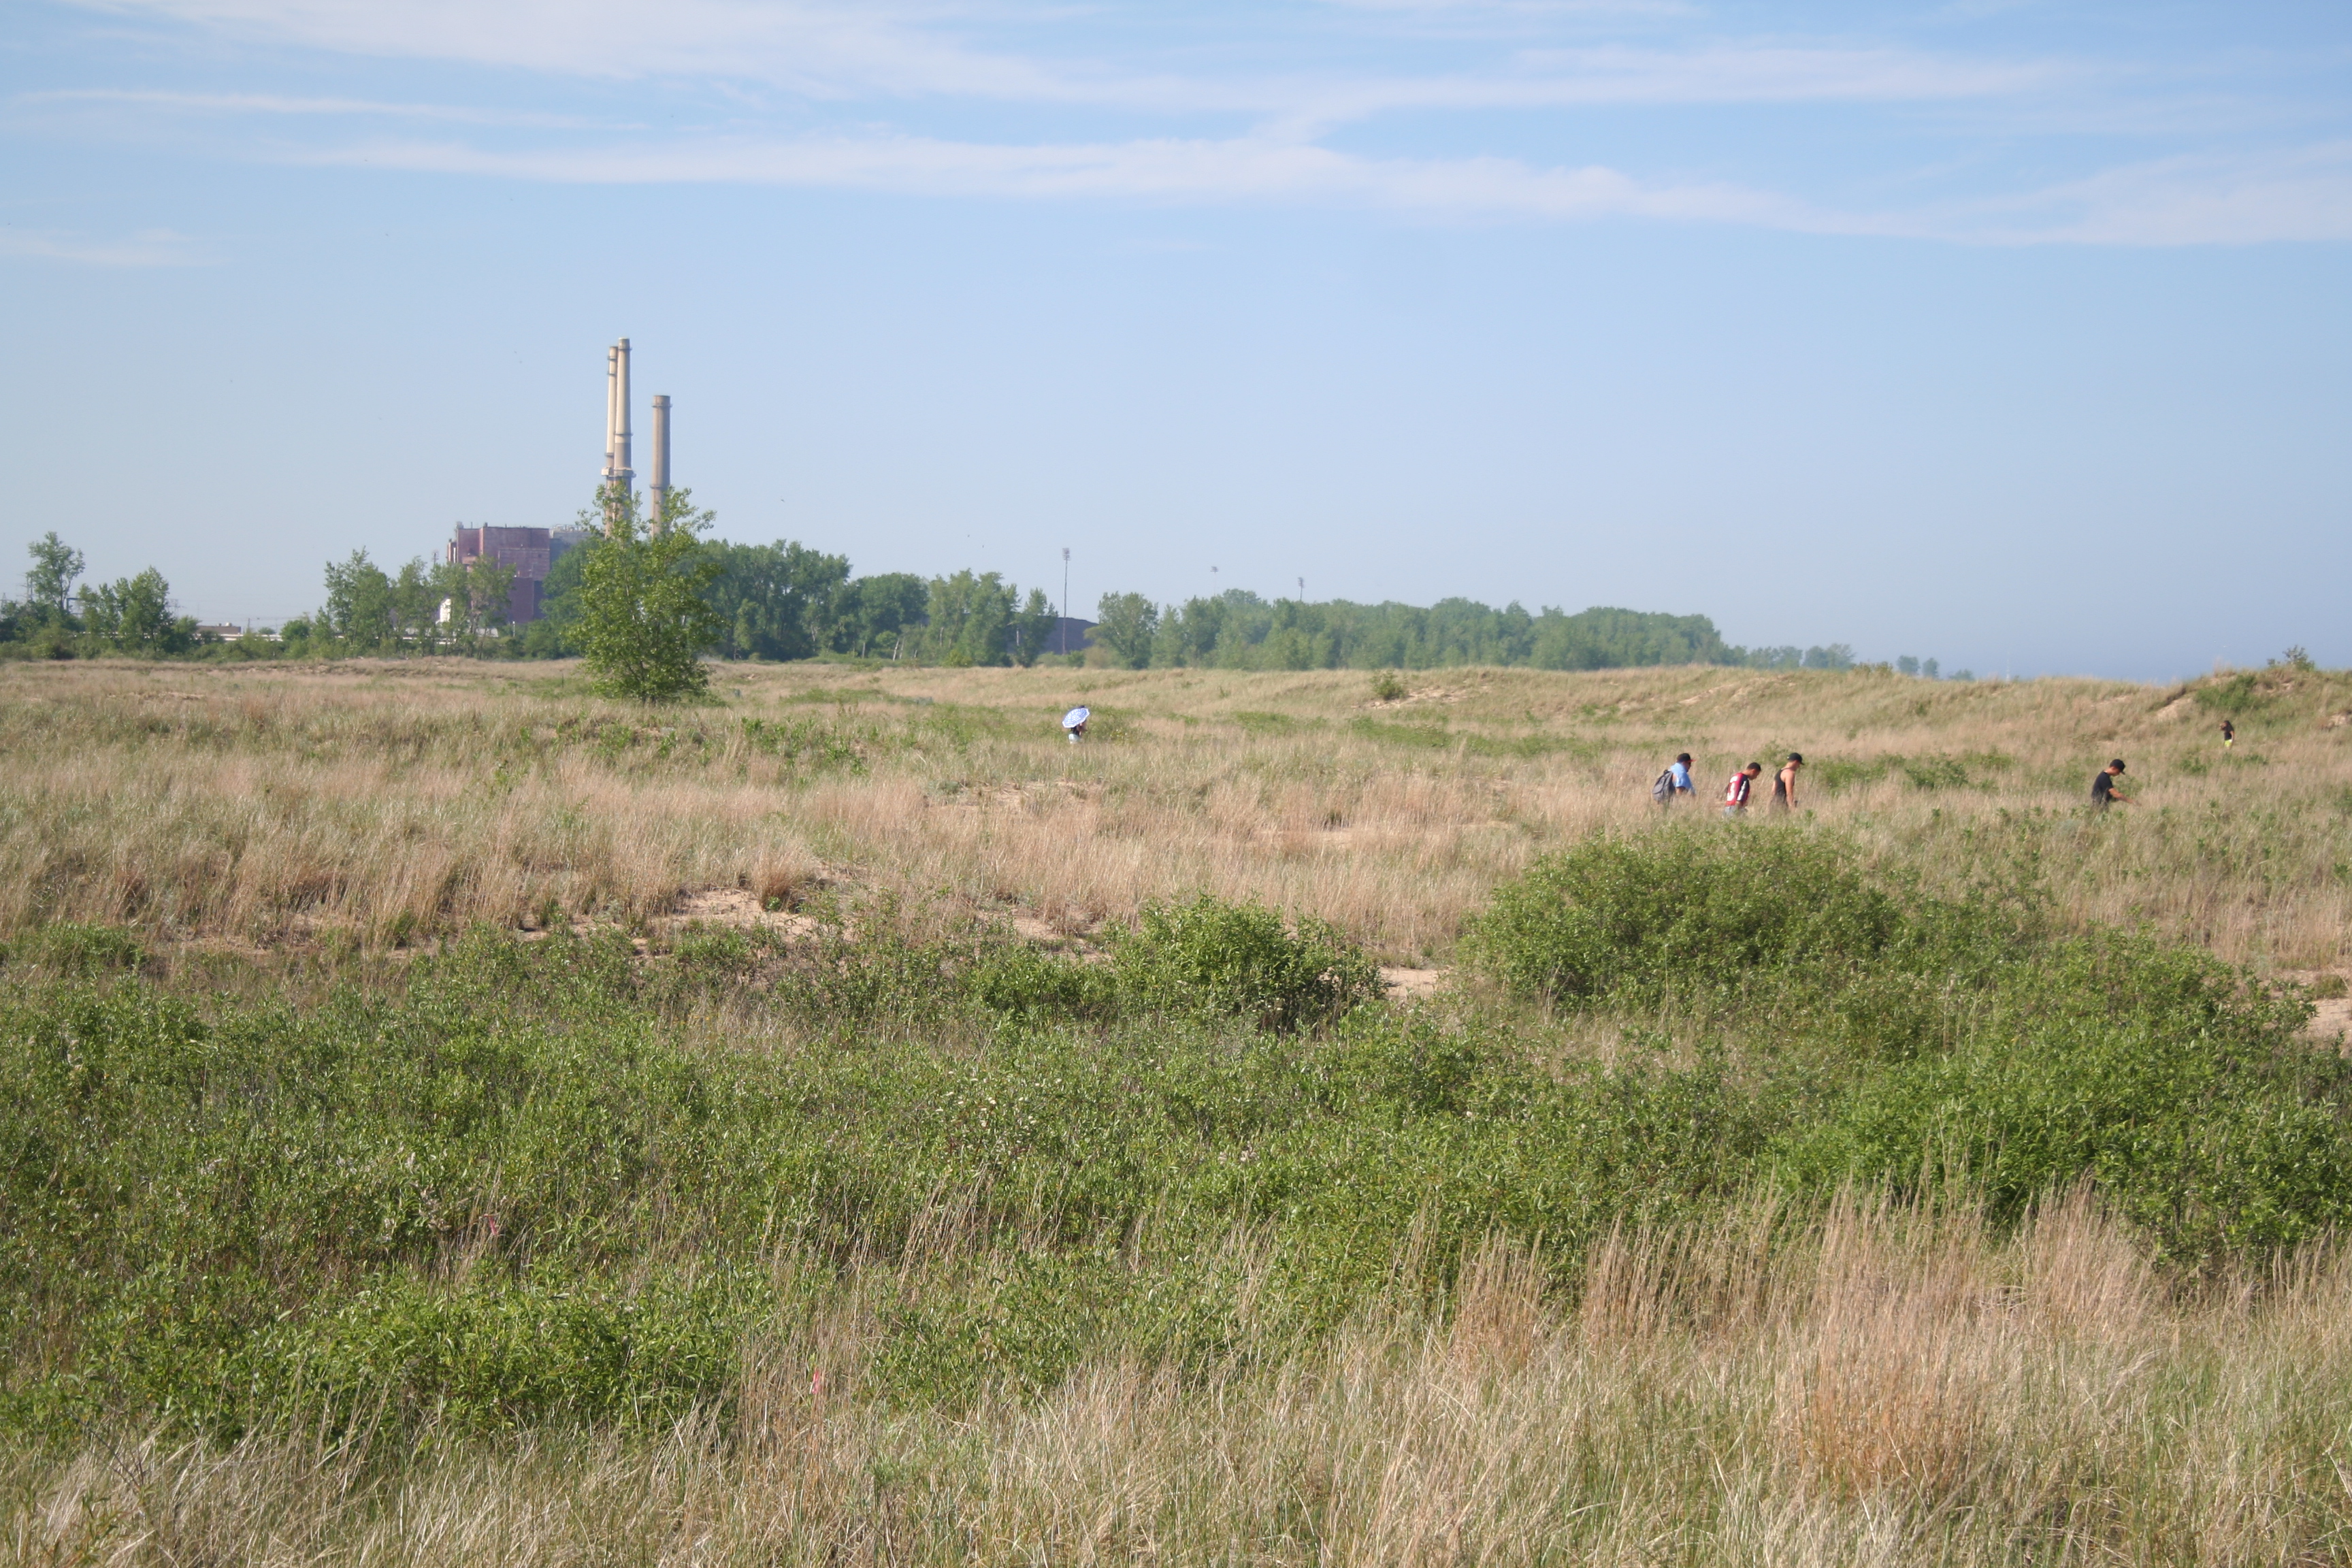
612,338,633,493
648,394,670,532
603,344,619,486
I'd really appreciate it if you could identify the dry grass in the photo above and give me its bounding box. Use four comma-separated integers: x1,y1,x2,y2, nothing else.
14,1194,2352,1566
3,655,2346,969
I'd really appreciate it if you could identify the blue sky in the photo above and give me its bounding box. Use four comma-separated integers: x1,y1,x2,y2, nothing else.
3,0,2347,678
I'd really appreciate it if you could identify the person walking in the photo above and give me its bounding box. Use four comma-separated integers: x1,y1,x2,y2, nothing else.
1652,751,1696,806
2090,758,2132,809
1723,762,1763,818
1770,752,1803,813
2221,718,2235,749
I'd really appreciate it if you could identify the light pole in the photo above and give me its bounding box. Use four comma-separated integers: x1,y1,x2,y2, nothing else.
1060,547,1071,655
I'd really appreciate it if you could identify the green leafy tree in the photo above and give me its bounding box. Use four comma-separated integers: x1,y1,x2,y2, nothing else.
432,556,518,655
322,551,397,652
23,533,84,627
1092,592,1159,669
828,573,929,658
78,567,195,654
575,485,725,702
914,570,1017,666
1009,587,1056,667
702,540,851,661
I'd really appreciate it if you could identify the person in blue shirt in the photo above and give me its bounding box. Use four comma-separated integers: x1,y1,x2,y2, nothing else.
1669,753,1695,800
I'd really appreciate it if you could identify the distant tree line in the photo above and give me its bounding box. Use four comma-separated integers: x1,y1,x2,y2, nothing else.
1086,589,1877,674
5,508,1931,683
0,533,203,658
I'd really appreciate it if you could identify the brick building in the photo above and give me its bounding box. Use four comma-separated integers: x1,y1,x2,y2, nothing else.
448,525,591,625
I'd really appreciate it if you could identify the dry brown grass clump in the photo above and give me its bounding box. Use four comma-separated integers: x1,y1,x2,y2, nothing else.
15,1194,2351,1566
2,655,2347,968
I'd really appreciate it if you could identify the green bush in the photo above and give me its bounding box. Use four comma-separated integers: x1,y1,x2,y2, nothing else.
1776,933,2352,1259
1109,896,1381,1032
1459,828,1908,1003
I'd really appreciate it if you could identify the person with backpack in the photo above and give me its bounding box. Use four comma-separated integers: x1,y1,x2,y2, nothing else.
1652,752,1695,806
1723,762,1763,817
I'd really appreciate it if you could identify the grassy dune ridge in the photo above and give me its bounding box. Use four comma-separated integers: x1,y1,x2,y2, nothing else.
5,655,2352,1564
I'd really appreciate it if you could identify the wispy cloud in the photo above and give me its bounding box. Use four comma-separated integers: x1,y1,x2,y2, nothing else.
1973,141,2352,245
66,0,2065,118
0,225,208,265
274,124,2352,247
24,87,609,128
278,128,1886,238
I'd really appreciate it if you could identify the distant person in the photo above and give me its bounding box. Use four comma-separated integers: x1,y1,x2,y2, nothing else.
1723,762,1763,817
2090,758,2131,809
1652,751,1695,806
1062,704,1091,744
2221,718,2235,749
1771,753,1803,813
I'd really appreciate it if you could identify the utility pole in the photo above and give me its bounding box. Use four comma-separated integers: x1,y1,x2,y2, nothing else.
1060,546,1071,656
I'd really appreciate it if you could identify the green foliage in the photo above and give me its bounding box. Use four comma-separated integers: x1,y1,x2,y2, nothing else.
1,921,147,975
5,881,2351,1439
574,487,726,703
1777,934,2352,1256
1131,591,1753,672
22,532,84,625
1108,895,1382,1032
911,570,1056,668
702,539,851,661
825,572,930,659
76,568,197,655
1460,828,1911,1003
1092,591,1161,669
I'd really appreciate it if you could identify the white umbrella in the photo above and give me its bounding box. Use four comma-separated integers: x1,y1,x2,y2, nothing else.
1062,706,1092,730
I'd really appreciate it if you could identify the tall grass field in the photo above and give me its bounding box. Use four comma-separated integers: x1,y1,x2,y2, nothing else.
5,655,2351,1565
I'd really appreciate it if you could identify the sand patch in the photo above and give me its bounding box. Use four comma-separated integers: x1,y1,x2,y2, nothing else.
1382,966,1446,1000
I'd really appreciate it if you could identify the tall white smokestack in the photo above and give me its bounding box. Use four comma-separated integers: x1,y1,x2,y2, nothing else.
603,344,619,486
648,394,670,532
612,338,633,494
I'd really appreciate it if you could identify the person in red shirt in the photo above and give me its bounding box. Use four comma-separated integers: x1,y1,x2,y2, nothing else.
1723,762,1763,817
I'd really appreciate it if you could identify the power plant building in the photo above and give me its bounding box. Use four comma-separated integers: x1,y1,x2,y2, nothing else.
446,525,589,625
445,338,666,626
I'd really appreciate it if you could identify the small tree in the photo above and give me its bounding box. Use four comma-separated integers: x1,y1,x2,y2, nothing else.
575,485,723,702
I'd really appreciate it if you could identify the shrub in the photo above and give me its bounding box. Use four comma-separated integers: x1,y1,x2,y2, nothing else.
1459,829,1906,1004
1110,896,1380,1032
1777,934,2352,1260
